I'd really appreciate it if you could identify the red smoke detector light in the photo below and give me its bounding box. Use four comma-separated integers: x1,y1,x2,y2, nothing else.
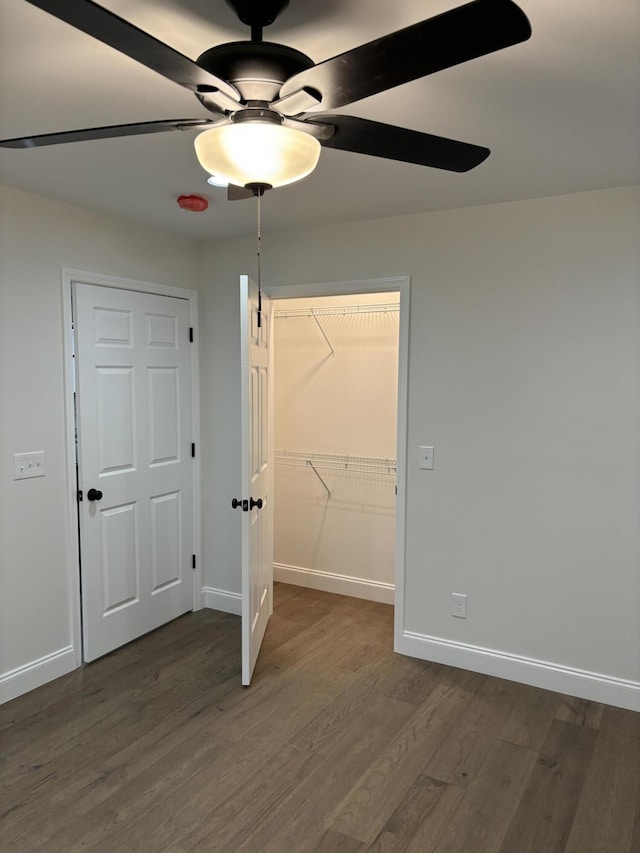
177,194,208,212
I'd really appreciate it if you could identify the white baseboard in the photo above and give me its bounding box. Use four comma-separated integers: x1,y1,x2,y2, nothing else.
274,563,395,605
0,646,76,705
202,586,242,615
398,630,640,712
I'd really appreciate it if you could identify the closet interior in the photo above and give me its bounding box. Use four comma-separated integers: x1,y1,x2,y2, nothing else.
273,291,400,604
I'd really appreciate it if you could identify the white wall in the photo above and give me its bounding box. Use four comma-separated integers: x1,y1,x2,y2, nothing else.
0,185,199,701
199,186,640,707
273,293,399,600
1,183,638,710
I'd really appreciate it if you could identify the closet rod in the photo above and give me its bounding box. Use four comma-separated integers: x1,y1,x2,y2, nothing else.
274,302,399,319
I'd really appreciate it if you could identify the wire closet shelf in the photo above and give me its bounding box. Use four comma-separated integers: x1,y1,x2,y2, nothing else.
274,301,399,356
273,302,400,319
275,450,397,476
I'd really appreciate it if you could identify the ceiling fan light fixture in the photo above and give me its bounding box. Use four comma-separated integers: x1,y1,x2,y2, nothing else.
194,121,321,189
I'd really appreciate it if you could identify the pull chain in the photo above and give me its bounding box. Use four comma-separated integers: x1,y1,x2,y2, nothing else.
256,189,262,328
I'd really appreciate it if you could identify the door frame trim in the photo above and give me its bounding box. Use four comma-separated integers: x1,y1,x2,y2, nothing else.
265,275,410,654
61,269,202,667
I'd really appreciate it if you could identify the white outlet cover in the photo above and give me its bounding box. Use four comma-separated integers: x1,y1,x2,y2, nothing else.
451,592,467,618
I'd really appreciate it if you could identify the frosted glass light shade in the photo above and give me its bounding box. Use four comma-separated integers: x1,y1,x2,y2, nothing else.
194,121,321,189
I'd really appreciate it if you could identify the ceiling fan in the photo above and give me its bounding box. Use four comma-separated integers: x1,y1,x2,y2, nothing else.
1,0,531,198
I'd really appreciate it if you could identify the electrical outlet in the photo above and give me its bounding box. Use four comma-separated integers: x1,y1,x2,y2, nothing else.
451,593,467,619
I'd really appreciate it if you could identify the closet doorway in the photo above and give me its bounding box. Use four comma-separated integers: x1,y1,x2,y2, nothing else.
266,277,409,648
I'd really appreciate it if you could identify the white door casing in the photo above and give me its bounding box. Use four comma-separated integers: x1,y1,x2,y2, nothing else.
240,275,274,685
74,282,195,662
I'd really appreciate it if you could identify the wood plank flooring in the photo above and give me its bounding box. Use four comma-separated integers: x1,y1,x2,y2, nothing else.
1,583,639,852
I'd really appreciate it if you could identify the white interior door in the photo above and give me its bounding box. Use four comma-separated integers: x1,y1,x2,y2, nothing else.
74,283,194,662
240,275,274,685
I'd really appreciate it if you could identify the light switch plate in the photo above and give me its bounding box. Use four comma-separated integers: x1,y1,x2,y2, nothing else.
14,451,45,480
419,446,434,470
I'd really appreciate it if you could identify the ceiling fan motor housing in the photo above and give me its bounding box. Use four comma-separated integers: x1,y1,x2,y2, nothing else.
196,42,314,103
224,0,290,29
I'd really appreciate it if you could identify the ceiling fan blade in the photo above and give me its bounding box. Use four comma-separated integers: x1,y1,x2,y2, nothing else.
279,0,531,111
23,0,241,106
0,119,220,149
227,184,255,201
307,115,489,172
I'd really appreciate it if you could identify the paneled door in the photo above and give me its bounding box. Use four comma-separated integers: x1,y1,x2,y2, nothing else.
74,283,194,661
239,275,274,685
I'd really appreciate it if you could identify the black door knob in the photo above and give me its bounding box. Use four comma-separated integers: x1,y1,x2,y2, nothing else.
250,497,263,510
231,498,248,510
87,488,103,501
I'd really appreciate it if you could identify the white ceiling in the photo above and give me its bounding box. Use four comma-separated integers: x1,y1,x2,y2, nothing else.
1,0,638,239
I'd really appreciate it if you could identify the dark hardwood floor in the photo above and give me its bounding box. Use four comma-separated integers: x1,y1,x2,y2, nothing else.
1,583,639,852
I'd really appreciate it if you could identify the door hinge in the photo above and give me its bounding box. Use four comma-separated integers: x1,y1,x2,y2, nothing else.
189,327,194,342
191,442,196,458
77,490,83,502
192,554,196,570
